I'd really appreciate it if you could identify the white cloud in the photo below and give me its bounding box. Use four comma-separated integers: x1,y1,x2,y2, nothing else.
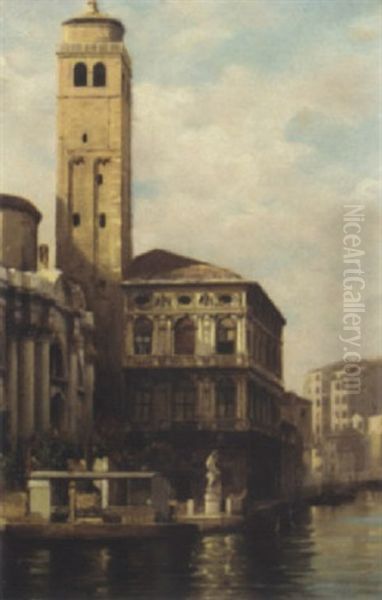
348,12,381,43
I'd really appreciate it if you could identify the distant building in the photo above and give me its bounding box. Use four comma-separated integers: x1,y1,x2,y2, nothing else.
281,392,312,484
367,415,382,479
0,194,95,448
303,359,382,442
304,359,382,483
322,430,366,484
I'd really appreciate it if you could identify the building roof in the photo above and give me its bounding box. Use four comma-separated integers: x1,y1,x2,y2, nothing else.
126,249,243,282
0,193,42,223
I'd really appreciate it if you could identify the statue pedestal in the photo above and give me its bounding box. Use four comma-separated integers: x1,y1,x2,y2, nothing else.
205,491,222,515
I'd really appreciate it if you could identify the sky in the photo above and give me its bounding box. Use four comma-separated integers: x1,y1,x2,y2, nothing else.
1,0,381,392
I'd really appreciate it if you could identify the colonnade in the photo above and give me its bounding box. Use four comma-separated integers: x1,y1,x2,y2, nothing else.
5,329,93,446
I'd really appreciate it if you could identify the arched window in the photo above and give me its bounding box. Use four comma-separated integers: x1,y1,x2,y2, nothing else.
216,378,236,419
173,381,196,421
74,62,87,87
50,343,65,380
93,62,106,87
174,317,195,355
216,317,236,354
134,317,153,355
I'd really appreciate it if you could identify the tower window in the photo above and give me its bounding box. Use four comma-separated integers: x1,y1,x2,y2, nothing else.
72,213,81,227
96,174,103,185
99,213,106,228
74,62,87,87
93,62,106,87
82,133,88,143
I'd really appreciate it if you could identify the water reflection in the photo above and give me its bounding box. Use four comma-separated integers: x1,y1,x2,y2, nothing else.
1,491,381,599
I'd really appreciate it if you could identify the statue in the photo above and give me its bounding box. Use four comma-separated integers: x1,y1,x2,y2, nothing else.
204,450,222,515
206,450,221,492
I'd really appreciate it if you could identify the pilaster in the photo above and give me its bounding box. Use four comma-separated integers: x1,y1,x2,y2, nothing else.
236,376,247,420
7,337,19,446
18,334,35,438
34,336,51,433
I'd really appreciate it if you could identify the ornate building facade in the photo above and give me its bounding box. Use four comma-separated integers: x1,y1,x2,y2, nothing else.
0,194,95,449
120,250,286,501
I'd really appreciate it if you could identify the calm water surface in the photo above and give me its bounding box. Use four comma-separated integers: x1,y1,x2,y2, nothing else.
1,490,381,599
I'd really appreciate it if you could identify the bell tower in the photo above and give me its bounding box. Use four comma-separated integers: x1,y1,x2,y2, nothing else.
56,0,132,409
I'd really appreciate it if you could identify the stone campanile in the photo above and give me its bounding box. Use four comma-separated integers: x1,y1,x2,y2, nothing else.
56,0,132,409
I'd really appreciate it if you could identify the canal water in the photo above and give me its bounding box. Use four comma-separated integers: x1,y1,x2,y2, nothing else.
1,490,381,599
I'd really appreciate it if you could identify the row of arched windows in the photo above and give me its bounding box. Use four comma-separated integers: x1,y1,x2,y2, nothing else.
131,379,236,422
74,62,106,87
133,316,237,356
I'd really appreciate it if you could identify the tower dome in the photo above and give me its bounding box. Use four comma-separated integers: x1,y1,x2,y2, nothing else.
62,0,125,44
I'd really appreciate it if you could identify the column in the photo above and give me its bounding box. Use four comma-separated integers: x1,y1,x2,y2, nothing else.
7,337,18,447
35,337,50,432
237,316,247,354
18,335,35,438
195,315,204,356
67,350,78,436
196,378,204,421
157,317,167,355
125,316,134,357
84,360,94,431
166,317,173,355
152,316,160,355
210,317,216,354
236,376,247,421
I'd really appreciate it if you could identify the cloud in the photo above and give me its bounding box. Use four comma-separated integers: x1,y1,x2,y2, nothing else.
348,13,381,43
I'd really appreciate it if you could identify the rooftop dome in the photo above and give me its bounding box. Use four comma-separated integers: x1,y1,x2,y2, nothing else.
127,249,243,282
62,0,125,44
0,193,41,223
